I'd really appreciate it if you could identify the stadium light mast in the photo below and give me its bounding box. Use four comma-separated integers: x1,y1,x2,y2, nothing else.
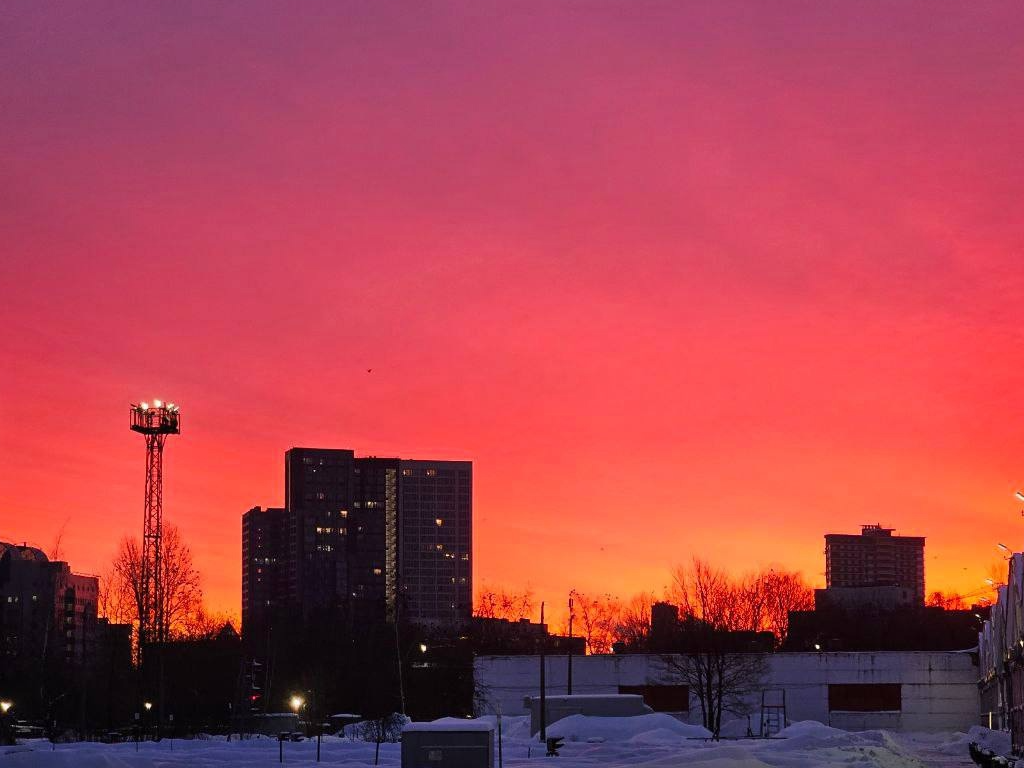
130,400,181,656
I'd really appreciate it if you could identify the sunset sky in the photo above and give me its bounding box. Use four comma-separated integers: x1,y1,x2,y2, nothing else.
2,2,1024,622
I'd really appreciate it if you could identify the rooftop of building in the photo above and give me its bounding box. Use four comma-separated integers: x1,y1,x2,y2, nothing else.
825,524,924,542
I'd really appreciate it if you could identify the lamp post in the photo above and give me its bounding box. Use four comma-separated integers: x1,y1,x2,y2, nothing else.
281,695,305,764
0,700,12,747
144,702,152,743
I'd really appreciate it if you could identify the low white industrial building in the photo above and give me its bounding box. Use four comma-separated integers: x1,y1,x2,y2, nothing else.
475,651,979,733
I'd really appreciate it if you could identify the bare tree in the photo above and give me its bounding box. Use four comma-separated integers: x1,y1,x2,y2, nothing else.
759,570,814,644
673,563,813,646
474,584,535,621
571,592,621,654
661,558,767,737
49,517,71,562
926,590,966,610
178,606,237,640
616,592,655,649
108,523,203,644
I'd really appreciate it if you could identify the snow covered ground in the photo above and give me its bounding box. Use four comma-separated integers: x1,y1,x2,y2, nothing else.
0,717,996,767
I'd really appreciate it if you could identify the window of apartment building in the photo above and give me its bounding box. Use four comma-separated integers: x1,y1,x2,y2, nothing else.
618,685,689,712
828,684,901,712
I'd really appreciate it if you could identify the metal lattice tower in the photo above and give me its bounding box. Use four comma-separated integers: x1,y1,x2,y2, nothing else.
130,400,180,655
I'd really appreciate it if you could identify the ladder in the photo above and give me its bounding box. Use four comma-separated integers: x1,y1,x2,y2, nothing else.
760,689,787,737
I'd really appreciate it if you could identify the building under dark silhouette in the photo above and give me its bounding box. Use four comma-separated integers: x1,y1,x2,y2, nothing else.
242,448,473,647
1,541,133,730
0,542,99,669
396,459,472,627
784,604,984,652
825,524,925,605
470,617,585,655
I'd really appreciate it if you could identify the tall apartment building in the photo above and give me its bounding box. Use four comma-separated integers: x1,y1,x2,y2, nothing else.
285,448,356,618
398,460,472,627
824,524,925,605
0,542,99,668
240,507,289,643
242,448,472,643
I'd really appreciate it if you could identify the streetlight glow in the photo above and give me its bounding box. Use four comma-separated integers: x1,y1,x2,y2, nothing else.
289,695,305,712
419,643,428,653
0,701,11,714
144,701,152,711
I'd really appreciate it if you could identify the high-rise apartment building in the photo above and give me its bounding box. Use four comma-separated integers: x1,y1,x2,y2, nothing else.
240,507,289,643
0,542,98,668
398,460,472,627
285,448,356,618
824,524,925,604
242,448,472,644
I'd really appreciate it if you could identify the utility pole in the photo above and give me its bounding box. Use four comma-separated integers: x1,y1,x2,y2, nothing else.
539,601,546,742
567,593,574,695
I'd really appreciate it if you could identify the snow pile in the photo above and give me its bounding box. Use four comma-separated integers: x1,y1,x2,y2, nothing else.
347,712,410,742
0,719,965,768
545,713,712,743
776,720,847,739
936,725,1011,756
767,725,924,768
659,743,774,767
718,717,755,738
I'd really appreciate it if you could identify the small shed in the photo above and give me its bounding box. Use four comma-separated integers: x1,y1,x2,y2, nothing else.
401,720,494,768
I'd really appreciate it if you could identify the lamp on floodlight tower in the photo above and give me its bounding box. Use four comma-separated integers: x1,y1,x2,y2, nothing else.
129,401,181,658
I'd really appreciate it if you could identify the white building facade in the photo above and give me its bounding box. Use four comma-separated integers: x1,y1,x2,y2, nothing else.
977,553,1024,751
475,651,979,733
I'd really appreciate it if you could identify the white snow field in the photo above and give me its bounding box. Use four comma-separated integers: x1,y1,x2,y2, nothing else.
0,717,990,767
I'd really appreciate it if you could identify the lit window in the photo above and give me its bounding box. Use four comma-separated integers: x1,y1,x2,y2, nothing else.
426,469,437,477
436,518,443,526
340,510,348,518
402,469,413,476
373,568,383,576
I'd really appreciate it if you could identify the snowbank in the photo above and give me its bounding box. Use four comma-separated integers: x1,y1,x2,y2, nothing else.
776,720,846,739
936,725,1011,756
405,718,493,732
718,717,755,738
545,713,712,742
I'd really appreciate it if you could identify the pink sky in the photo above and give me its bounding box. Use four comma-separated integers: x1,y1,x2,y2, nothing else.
2,1,1024,620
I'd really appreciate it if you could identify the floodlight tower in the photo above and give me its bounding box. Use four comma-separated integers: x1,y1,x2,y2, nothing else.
129,400,181,653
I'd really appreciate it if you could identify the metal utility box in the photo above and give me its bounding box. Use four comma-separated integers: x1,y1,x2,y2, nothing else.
401,721,494,768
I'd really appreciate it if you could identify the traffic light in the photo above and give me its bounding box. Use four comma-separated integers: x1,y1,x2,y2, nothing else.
546,736,564,756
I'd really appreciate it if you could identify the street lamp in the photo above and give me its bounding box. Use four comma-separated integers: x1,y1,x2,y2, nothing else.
1015,491,1024,503
289,695,305,712
419,643,428,654
0,701,11,748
